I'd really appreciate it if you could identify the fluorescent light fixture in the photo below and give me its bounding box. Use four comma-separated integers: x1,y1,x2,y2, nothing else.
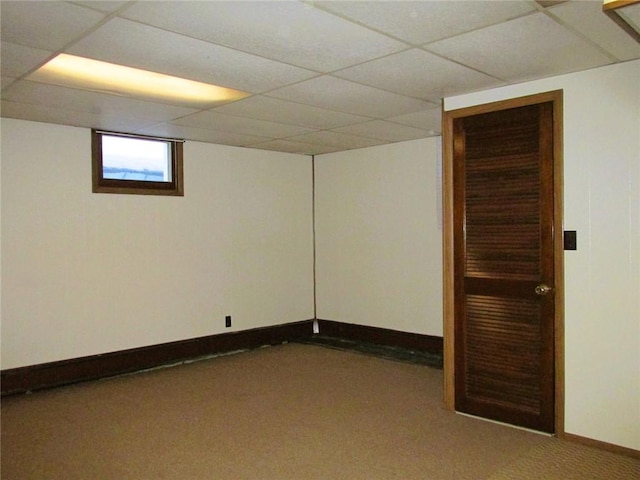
27,54,250,107
603,0,640,43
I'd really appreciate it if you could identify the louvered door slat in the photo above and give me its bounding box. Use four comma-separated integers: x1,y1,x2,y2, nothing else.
465,294,542,414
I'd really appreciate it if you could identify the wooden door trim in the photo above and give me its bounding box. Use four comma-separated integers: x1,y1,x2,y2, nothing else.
442,90,564,435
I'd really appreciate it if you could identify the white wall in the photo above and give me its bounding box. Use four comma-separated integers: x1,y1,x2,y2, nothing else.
315,138,443,336
445,60,640,451
1,119,314,369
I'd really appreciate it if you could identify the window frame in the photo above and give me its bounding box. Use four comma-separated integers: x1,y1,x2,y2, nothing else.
91,129,184,196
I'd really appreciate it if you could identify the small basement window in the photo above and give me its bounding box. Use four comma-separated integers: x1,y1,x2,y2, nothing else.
92,130,184,196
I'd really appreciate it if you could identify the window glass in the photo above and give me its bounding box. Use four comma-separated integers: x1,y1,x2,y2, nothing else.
102,135,171,182
92,130,183,196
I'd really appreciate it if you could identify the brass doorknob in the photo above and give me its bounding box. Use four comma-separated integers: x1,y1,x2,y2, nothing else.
535,284,553,296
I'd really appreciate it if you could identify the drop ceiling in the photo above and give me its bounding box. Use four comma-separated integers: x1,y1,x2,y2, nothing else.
2,0,639,155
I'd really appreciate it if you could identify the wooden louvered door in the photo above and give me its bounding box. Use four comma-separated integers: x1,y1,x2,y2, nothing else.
453,102,555,433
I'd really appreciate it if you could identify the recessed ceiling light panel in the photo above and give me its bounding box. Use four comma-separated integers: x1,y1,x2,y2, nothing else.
27,54,251,108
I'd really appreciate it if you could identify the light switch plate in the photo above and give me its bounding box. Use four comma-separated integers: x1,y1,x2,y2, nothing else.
564,231,577,250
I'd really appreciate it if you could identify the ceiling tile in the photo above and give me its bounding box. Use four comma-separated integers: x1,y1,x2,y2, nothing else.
0,1,105,51
213,96,370,129
134,124,271,147
172,110,315,138
68,18,317,94
536,1,568,7
427,13,614,82
1,77,17,90
387,108,442,133
71,1,131,14
266,76,436,118
316,0,536,45
549,1,640,61
333,48,504,101
332,120,428,142
247,139,339,155
0,42,53,78
121,1,407,72
2,81,199,122
287,130,386,150
0,100,157,133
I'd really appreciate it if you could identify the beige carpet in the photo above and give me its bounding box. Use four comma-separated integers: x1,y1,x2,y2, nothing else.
487,438,639,480
2,343,638,479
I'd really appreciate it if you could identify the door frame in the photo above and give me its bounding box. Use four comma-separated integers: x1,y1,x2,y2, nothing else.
442,90,565,435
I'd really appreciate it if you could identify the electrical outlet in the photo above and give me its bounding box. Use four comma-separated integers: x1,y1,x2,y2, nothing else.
225,315,232,328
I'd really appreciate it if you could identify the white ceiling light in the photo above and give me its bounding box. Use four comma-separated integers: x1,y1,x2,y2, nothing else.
27,54,251,108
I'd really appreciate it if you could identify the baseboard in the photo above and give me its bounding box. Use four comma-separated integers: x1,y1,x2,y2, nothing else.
560,432,640,459
1,320,314,396
316,319,443,354
1,319,443,396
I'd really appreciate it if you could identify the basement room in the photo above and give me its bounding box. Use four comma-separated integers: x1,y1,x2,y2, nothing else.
1,1,639,478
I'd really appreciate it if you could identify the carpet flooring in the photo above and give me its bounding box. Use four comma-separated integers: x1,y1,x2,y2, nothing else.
487,438,639,480
1,342,638,479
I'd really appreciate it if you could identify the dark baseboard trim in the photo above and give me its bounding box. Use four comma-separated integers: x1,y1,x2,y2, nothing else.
1,320,314,396
316,319,443,354
2,319,443,396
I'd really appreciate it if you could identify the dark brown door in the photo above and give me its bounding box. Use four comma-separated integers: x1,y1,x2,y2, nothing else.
453,102,555,433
